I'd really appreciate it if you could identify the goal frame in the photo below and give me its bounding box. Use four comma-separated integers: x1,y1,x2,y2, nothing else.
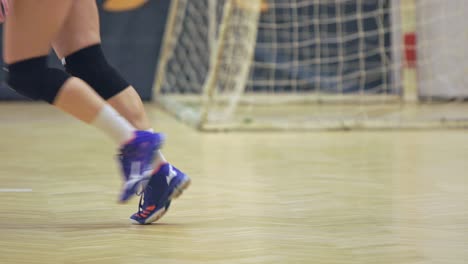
152,0,468,131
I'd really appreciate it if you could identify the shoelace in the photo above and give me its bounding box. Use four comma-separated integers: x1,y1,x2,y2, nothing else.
136,184,154,217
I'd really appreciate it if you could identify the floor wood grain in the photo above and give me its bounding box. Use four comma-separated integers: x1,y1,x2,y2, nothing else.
0,103,467,264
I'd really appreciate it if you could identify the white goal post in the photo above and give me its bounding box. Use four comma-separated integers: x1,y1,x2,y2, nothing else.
153,0,468,131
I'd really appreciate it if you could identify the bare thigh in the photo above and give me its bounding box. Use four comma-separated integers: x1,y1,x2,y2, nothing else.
3,0,73,64
52,0,101,59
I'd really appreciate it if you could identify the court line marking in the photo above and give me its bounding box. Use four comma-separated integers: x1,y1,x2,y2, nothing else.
0,188,33,193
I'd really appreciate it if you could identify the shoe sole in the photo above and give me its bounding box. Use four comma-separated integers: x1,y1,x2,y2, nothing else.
169,177,191,200
130,176,191,225
129,207,166,225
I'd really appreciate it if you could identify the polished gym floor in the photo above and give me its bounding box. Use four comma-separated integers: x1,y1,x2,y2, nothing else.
0,103,467,264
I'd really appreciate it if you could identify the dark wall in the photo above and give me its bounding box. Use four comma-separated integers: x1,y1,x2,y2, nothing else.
0,0,170,101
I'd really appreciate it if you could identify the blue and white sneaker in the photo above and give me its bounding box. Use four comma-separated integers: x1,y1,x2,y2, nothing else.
118,131,164,203
130,163,191,224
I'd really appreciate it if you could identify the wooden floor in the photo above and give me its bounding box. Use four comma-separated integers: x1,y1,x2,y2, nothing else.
0,102,467,264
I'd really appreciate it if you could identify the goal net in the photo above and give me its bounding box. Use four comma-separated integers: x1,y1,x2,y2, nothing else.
153,0,468,131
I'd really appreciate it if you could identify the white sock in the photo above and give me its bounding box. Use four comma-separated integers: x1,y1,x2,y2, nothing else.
146,128,168,167
92,105,136,145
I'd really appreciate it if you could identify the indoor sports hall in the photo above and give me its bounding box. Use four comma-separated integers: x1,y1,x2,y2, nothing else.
1,1,467,263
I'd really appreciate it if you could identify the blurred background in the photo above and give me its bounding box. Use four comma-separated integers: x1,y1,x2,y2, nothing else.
1,0,466,126
1,0,462,130
0,0,394,101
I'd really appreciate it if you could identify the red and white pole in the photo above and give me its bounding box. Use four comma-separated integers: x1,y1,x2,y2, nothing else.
401,0,418,102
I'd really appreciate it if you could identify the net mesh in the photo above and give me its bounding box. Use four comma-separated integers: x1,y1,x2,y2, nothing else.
154,0,468,131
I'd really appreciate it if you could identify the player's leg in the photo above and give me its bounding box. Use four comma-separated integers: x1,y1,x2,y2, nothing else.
52,0,151,130
51,0,190,223
3,0,162,202
51,0,167,172
3,1,93,122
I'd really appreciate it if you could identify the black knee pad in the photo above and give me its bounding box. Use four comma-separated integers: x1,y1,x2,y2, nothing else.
5,56,71,104
63,44,129,100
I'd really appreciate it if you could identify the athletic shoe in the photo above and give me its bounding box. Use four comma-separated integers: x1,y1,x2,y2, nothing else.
118,131,164,203
130,163,190,224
